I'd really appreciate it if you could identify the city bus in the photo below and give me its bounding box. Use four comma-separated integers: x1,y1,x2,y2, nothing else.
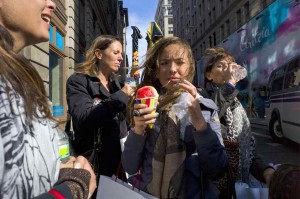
195,0,300,143
265,56,300,144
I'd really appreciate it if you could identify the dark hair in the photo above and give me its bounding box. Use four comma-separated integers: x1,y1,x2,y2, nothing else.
75,35,121,75
0,25,53,121
269,163,300,199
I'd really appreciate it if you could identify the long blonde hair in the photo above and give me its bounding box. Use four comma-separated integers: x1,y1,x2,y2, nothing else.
75,35,121,75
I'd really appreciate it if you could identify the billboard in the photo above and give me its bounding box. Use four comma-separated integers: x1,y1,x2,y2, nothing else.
197,0,300,117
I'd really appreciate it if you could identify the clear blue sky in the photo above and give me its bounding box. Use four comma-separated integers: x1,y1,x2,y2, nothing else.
123,0,159,67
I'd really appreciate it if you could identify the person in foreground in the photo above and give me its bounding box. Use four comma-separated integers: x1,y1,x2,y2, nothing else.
122,37,228,199
66,35,135,179
0,0,96,198
201,47,275,185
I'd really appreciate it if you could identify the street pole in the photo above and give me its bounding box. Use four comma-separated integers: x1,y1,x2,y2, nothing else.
131,26,143,76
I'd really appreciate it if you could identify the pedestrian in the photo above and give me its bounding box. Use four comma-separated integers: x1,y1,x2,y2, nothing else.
66,35,135,182
200,47,275,191
0,0,96,198
122,37,228,199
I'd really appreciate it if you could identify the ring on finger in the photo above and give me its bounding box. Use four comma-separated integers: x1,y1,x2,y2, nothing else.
133,110,141,117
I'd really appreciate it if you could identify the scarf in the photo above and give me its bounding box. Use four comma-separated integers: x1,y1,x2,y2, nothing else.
223,98,255,182
147,104,186,199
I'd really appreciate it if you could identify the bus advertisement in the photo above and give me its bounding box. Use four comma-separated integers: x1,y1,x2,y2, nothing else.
196,0,300,143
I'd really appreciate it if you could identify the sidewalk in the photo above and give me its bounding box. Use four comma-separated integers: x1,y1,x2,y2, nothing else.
249,118,268,130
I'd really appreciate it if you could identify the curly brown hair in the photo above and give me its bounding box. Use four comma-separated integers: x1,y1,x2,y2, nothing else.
0,25,53,121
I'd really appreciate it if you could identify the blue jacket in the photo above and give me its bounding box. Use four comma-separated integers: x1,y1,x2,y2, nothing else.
122,96,228,198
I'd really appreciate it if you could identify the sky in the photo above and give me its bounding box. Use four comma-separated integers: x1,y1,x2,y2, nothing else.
123,0,159,68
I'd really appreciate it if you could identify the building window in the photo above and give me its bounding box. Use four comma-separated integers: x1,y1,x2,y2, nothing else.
226,0,230,7
56,30,64,51
220,0,224,12
244,2,250,21
79,0,85,37
49,25,66,117
168,18,173,24
168,0,172,5
200,23,202,35
167,7,173,15
213,32,217,46
236,9,242,28
226,19,230,36
168,27,173,34
220,25,225,40
209,36,212,47
49,50,64,116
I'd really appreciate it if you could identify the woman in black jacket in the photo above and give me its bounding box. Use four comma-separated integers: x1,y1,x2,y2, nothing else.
66,35,136,180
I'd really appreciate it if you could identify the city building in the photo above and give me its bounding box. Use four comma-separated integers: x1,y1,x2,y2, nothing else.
155,0,174,37
173,0,300,123
172,0,275,61
20,0,128,121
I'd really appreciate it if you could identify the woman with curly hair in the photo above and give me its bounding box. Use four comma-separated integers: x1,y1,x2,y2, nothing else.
122,37,228,199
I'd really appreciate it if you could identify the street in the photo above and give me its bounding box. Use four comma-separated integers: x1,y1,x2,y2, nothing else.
251,123,300,166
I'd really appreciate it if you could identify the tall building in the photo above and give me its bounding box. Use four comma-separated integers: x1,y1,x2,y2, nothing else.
173,0,300,121
172,0,275,60
155,0,174,37
20,0,128,121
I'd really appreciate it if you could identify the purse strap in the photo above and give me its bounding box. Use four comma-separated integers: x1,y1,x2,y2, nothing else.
115,160,141,191
94,127,102,152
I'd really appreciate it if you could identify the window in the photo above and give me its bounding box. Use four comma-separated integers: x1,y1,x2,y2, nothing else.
167,7,173,15
236,9,242,28
226,19,230,36
168,0,172,4
168,18,173,24
213,7,216,21
49,25,66,117
49,50,63,117
244,2,250,21
271,68,285,91
220,0,224,12
168,27,173,34
79,0,85,37
56,31,64,51
272,76,284,91
220,25,225,40
285,58,300,88
213,32,217,46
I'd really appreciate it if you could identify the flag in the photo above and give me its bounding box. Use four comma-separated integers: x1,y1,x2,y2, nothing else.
146,22,163,49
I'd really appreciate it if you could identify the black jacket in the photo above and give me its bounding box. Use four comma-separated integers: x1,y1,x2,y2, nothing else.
66,73,129,177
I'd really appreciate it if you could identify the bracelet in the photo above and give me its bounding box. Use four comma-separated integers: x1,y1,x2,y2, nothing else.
267,163,281,170
226,82,236,88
